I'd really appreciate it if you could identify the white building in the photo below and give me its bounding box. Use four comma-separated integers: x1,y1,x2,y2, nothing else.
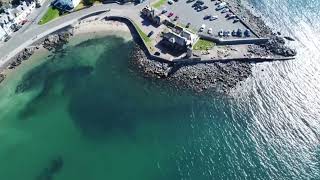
0,26,7,41
13,1,36,24
0,14,13,35
0,1,36,40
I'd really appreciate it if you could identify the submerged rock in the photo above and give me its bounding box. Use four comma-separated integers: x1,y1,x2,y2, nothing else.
0,73,5,83
36,156,63,180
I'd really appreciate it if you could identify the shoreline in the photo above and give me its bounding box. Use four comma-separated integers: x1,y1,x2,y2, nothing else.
0,2,297,94
0,20,132,83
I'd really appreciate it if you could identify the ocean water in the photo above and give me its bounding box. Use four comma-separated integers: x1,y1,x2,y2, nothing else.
0,0,320,179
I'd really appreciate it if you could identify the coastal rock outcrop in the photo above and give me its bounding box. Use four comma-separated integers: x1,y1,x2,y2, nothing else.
43,31,72,51
36,156,63,180
8,48,35,69
130,44,251,93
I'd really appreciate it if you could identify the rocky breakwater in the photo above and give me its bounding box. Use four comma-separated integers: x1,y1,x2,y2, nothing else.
248,36,297,57
130,44,252,93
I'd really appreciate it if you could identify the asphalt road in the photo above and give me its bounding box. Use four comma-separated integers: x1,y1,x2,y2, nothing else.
164,0,250,37
0,3,153,68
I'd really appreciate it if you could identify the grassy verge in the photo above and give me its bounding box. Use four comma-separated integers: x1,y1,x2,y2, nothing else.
193,39,215,50
133,22,154,51
152,0,167,9
38,7,61,25
75,2,86,11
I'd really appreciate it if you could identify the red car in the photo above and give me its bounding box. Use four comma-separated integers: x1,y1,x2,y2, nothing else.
168,12,174,17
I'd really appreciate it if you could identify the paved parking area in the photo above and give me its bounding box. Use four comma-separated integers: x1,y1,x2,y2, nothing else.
162,0,255,38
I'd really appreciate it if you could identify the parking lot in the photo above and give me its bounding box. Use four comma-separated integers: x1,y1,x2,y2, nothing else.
162,0,255,38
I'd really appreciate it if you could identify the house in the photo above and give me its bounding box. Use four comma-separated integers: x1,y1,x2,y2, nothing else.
162,27,198,51
51,0,81,12
141,6,167,26
14,1,35,24
0,14,13,34
0,26,7,41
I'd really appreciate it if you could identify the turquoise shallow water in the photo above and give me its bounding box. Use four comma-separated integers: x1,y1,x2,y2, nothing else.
0,0,320,179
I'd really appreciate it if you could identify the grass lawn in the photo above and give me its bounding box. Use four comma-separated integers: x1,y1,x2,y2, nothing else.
134,23,154,50
152,0,167,9
193,39,215,50
75,2,86,11
38,7,61,25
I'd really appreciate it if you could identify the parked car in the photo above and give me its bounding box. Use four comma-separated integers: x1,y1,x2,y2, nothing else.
209,15,218,21
199,24,206,32
225,13,232,18
227,15,236,19
21,19,28,25
154,51,161,56
232,30,237,36
168,12,174,17
162,8,167,14
221,8,229,13
174,16,179,21
203,15,211,20
233,18,240,23
173,0,179,2
168,0,174,4
218,30,223,36
244,29,251,37
4,35,11,42
223,30,231,37
208,28,213,34
202,5,208,10
237,29,243,37
148,31,154,37
187,0,195,3
186,22,191,28
196,0,204,5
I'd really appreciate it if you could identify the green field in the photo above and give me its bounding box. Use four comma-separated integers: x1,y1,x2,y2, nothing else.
152,0,167,9
193,39,215,50
38,7,61,25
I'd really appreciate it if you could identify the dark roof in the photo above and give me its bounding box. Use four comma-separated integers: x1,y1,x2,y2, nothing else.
52,0,74,11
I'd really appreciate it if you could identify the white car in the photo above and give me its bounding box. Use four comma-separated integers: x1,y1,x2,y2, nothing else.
221,8,229,13
199,24,206,32
218,30,223,36
209,15,218,21
168,0,174,4
208,28,213,34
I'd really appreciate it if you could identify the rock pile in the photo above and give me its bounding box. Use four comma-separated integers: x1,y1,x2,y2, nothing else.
130,44,252,93
43,32,72,51
261,36,297,57
36,156,63,180
8,48,35,69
